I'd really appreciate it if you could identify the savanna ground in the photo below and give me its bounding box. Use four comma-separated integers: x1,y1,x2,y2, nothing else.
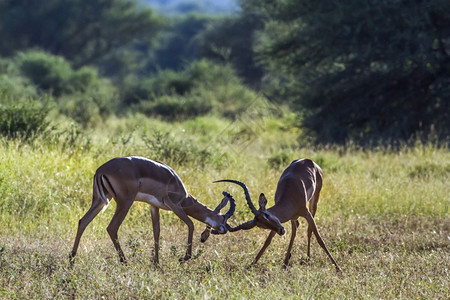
0,113,449,299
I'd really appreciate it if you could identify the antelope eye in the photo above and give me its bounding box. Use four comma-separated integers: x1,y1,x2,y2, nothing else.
263,214,270,221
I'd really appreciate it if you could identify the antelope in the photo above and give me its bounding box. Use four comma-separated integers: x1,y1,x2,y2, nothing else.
208,159,342,272
69,156,235,265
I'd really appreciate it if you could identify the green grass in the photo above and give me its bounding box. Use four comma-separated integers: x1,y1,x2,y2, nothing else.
0,115,449,299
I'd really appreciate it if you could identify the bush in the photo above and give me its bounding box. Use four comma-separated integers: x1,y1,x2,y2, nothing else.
267,151,292,169
15,50,72,96
123,59,242,102
45,121,91,151
0,97,50,139
70,67,119,115
121,69,193,106
127,59,260,119
58,94,102,127
142,130,211,166
15,51,119,124
69,66,99,93
139,95,213,120
0,58,38,99
0,74,38,99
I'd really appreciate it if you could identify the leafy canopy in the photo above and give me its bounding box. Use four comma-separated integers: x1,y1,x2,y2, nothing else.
245,0,450,144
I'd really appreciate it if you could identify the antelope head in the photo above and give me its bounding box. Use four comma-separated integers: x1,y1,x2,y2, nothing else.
214,180,285,236
200,191,236,242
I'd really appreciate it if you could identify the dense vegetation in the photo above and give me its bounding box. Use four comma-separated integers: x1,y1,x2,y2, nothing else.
0,0,449,298
1,0,448,144
243,0,450,144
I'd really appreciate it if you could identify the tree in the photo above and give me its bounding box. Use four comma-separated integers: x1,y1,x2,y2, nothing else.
0,0,163,77
196,12,265,87
151,14,210,71
244,0,450,144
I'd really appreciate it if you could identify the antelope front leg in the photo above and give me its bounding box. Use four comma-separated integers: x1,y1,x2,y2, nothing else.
283,220,299,269
165,199,194,262
252,230,276,266
150,206,160,265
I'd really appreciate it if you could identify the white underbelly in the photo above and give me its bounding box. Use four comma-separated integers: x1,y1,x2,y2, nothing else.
135,192,170,210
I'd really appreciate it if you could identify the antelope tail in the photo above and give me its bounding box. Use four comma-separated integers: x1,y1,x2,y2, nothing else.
93,173,112,212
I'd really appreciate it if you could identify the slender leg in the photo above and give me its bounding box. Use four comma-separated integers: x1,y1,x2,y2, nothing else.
150,206,160,265
306,231,312,257
107,200,133,264
70,198,105,265
304,211,341,272
165,199,194,262
307,204,318,257
252,230,276,265
283,220,299,268
307,190,320,257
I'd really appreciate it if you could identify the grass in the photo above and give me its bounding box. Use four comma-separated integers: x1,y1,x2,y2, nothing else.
0,115,449,299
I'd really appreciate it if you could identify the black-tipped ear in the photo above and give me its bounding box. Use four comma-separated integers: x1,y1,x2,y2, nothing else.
258,193,267,211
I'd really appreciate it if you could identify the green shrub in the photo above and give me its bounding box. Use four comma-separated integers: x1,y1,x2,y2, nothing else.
147,60,240,98
267,151,293,169
58,94,102,127
45,121,91,151
142,130,211,166
0,58,38,99
139,95,213,120
0,97,50,139
192,81,259,118
123,59,248,104
69,66,119,115
14,51,119,123
0,74,37,99
15,50,73,96
69,66,99,93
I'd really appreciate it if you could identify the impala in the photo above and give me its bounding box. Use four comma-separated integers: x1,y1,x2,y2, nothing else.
210,159,342,272
69,156,235,265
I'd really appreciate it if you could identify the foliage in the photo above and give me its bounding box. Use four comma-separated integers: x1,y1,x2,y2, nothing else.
125,59,260,119
0,0,163,74
267,151,293,169
244,0,450,144
146,13,263,87
151,14,211,71
0,97,50,139
13,50,119,126
57,77,120,127
15,50,73,96
0,58,38,98
196,12,265,87
150,12,264,87
139,95,213,120
142,130,212,166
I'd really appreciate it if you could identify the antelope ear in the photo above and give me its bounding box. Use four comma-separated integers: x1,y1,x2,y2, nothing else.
258,193,267,211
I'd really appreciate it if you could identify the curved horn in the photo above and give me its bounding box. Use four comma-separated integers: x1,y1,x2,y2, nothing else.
222,191,236,221
211,191,230,214
211,219,257,235
214,179,259,215
200,191,235,243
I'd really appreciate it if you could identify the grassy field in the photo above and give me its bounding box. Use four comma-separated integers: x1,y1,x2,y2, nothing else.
0,115,449,299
